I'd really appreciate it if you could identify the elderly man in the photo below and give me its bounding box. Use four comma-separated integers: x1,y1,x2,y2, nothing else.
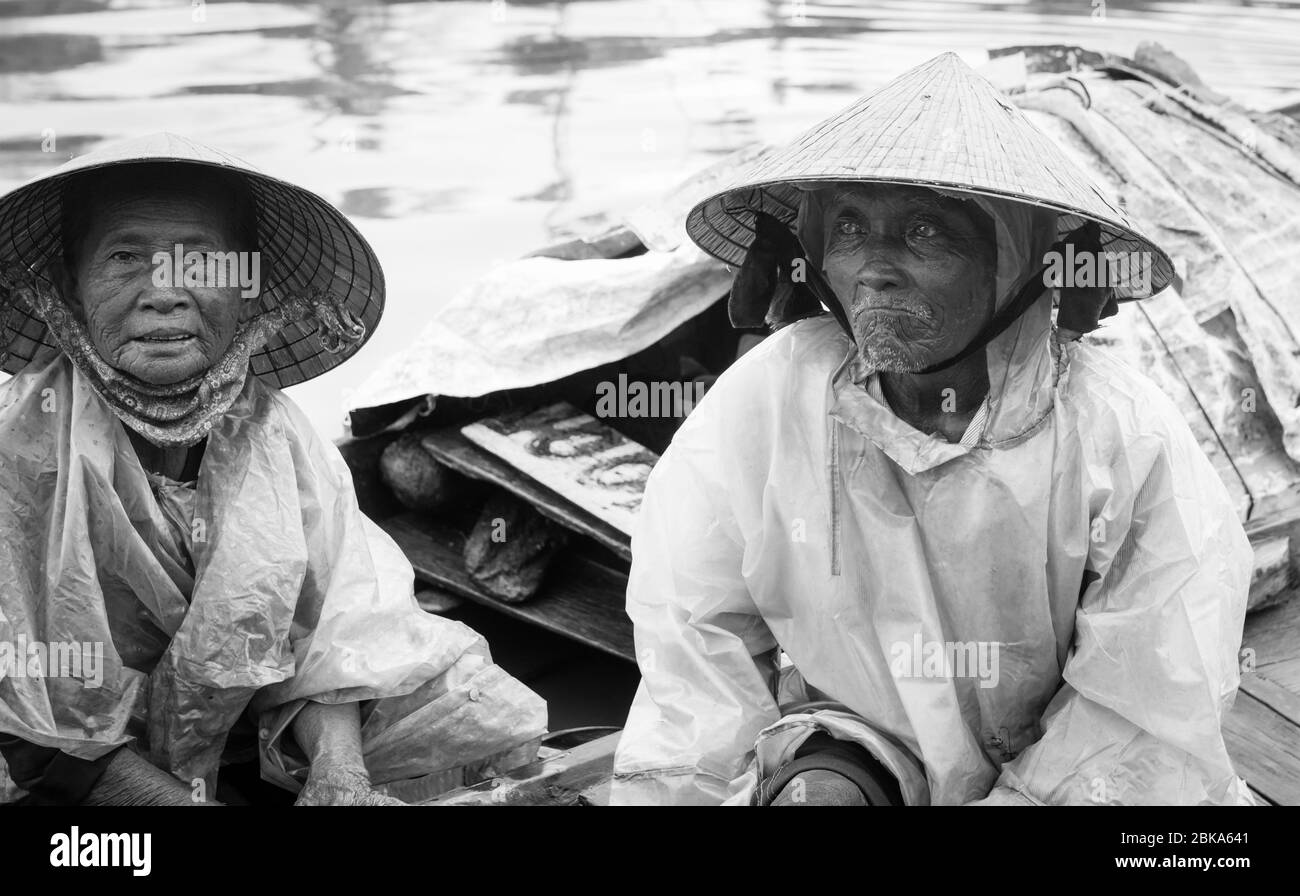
0,134,545,805
611,54,1254,805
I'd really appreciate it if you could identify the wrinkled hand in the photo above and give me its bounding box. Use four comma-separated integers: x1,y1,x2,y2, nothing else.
295,765,406,806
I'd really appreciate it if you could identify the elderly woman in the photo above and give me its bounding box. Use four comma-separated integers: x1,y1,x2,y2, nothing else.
0,134,545,805
611,54,1254,805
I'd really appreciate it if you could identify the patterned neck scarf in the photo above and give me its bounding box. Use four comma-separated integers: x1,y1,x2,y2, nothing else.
2,266,364,448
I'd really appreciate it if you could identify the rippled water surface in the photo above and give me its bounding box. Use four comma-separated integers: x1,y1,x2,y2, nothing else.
2,0,1298,436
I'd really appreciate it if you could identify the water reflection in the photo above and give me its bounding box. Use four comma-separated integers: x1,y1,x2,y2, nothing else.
0,32,102,74
340,184,468,217
0,0,104,18
309,0,397,119
4,1,1297,220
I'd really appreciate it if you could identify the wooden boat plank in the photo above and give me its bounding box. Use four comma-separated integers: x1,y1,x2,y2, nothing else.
1240,587,1300,691
1252,661,1300,694
1247,535,1290,611
1228,587,1300,804
421,427,632,562
1248,786,1275,806
1223,689,1300,806
380,512,635,663
1239,673,1300,728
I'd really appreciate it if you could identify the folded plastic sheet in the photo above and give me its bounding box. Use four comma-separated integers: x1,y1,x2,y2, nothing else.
346,242,732,416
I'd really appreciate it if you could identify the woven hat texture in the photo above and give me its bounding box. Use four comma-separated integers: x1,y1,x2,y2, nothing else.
686,52,1173,300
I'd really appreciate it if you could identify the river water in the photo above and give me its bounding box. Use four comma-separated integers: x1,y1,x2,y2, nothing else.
2,0,1298,437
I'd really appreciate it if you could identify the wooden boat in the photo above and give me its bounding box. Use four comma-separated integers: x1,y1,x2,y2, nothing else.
339,44,1300,805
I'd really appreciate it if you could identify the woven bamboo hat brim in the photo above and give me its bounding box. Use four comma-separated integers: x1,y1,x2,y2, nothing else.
686,52,1173,301
0,132,383,388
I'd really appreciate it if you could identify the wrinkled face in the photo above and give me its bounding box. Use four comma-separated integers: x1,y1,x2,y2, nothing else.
63,187,252,385
820,184,997,372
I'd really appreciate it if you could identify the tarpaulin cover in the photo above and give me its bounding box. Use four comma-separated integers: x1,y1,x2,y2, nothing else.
1014,67,1300,521
345,243,732,416
342,147,764,423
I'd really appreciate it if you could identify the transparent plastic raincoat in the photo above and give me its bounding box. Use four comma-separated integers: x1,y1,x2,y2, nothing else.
611,193,1255,806
0,355,546,802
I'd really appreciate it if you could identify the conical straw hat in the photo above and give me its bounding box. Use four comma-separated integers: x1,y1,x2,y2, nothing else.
0,132,383,388
686,52,1173,301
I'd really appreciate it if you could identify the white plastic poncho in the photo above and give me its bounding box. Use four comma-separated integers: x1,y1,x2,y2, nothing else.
0,354,547,802
611,192,1255,806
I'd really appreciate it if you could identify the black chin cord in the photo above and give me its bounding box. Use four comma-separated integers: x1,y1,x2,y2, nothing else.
805,224,1092,375
912,266,1050,374
740,212,1099,373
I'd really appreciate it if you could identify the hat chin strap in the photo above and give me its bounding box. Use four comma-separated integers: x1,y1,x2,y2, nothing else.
910,266,1049,375
804,223,1094,376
